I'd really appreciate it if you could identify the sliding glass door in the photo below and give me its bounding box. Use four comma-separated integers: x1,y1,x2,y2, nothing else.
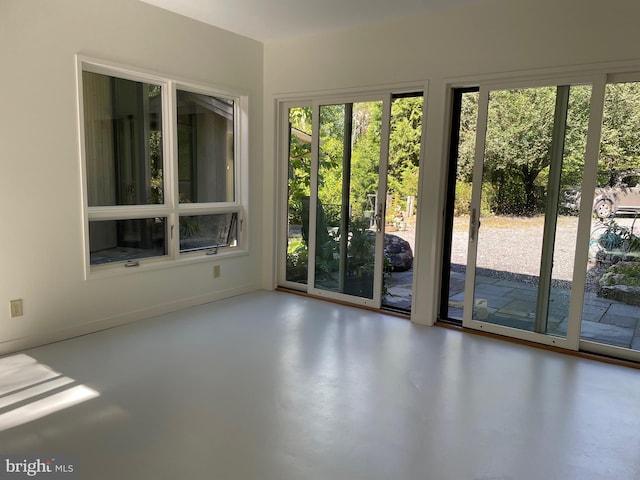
451,74,640,361
281,93,424,311
307,99,389,306
462,81,593,348
281,96,392,307
579,76,640,358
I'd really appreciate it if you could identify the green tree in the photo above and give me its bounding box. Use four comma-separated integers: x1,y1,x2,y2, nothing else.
483,87,557,215
350,102,382,218
561,85,591,190
600,82,640,182
318,104,348,225
456,91,479,183
287,107,312,224
387,97,423,214
455,86,594,216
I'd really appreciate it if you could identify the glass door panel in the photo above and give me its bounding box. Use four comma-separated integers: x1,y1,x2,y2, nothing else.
547,85,591,336
580,80,640,356
382,93,424,312
464,84,589,346
313,101,384,302
441,88,479,321
285,106,312,286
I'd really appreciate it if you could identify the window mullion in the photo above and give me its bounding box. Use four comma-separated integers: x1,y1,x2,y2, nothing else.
165,80,180,259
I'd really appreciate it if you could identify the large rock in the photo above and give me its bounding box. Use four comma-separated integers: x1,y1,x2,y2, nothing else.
598,284,640,306
384,233,413,271
597,260,640,305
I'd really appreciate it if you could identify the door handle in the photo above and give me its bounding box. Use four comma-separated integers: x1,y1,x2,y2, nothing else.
470,208,477,242
375,204,384,232
375,212,383,232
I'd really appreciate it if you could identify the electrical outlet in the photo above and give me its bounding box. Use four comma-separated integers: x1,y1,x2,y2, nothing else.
10,299,23,318
213,265,221,278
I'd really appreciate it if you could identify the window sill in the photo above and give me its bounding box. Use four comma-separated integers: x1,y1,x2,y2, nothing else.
84,248,249,280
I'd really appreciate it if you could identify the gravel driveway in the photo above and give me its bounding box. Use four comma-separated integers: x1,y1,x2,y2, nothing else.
450,216,579,282
393,215,639,290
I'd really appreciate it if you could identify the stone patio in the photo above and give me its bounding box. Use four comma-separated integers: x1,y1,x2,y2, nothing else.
384,267,640,351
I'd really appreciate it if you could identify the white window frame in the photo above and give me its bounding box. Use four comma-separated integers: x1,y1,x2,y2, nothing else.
76,56,248,278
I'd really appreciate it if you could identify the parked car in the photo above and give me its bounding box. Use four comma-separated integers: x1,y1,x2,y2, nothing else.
559,170,640,219
593,170,640,219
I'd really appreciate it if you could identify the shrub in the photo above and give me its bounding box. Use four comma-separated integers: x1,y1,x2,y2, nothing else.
599,261,640,287
286,240,308,282
454,182,495,217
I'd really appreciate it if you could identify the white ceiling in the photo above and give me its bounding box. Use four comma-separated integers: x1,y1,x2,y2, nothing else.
140,0,492,43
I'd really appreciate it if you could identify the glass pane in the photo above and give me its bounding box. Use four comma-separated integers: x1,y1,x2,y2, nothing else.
177,90,234,203
381,95,423,311
315,102,382,299
82,71,163,206
473,86,584,338
179,213,238,253
89,218,166,265
548,85,591,336
447,90,479,320
286,107,312,284
581,81,640,351
474,87,555,329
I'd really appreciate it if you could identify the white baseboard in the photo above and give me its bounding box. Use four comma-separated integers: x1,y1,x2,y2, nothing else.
0,284,259,356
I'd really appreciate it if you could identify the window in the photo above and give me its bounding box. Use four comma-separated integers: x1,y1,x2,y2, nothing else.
78,58,245,273
176,90,235,204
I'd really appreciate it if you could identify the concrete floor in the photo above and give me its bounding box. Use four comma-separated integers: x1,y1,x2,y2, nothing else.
0,291,639,480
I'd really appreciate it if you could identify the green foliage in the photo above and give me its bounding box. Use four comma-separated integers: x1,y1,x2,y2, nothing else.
317,104,347,215
456,83,640,217
179,216,201,238
348,219,376,275
288,99,424,229
599,82,640,179
349,102,383,218
453,182,472,216
318,103,387,219
600,262,640,287
286,239,308,283
562,85,591,188
454,182,495,216
456,92,479,183
482,87,557,215
314,231,340,278
388,97,423,202
288,83,640,238
288,107,312,225
149,131,163,203
595,218,640,257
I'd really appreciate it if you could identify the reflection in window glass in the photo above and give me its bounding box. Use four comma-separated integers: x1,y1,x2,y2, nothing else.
82,71,163,207
80,62,245,272
179,213,237,253
89,218,167,265
177,90,234,204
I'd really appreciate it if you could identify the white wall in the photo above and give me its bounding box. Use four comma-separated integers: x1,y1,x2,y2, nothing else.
0,0,263,353
2,0,639,352
262,0,640,324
